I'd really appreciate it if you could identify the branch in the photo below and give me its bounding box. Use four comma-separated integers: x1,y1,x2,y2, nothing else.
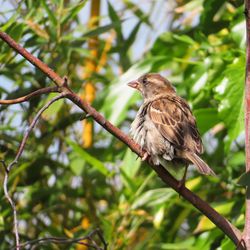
1,93,66,250
244,0,250,248
0,86,59,105
0,31,245,248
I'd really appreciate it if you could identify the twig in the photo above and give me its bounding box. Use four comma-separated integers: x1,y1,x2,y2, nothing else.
96,228,108,250
12,93,66,167
0,31,245,248
16,229,106,250
244,0,250,248
1,93,66,250
0,86,59,105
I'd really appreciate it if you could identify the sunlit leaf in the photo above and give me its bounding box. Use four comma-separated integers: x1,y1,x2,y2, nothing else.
215,56,245,151
41,0,57,26
107,1,123,41
132,188,175,209
221,237,235,250
153,205,165,229
121,148,141,178
61,0,88,25
124,0,151,26
157,238,195,249
123,21,142,52
194,202,235,233
83,22,121,37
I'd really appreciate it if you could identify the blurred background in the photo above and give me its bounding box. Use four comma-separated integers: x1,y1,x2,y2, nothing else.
0,0,246,249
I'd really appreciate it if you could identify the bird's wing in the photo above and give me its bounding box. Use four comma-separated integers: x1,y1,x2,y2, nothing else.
148,96,203,154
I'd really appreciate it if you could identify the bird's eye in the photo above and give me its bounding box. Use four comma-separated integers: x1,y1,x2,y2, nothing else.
142,77,147,85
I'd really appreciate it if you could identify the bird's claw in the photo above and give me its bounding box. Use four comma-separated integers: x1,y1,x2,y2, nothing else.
177,179,186,191
177,165,188,194
142,152,149,161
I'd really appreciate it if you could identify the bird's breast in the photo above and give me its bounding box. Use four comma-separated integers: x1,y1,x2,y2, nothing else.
130,105,175,164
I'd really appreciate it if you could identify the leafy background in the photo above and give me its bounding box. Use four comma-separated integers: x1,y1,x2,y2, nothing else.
0,0,246,249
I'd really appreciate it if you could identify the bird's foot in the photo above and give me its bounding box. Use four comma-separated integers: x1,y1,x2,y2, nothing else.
177,165,188,193
142,152,149,161
177,179,186,191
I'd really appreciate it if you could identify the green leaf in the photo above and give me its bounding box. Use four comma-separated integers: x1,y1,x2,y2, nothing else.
200,0,227,34
132,188,175,209
1,13,19,32
119,149,141,191
42,93,64,119
194,108,220,134
41,0,57,26
121,148,141,178
123,21,142,52
69,47,91,57
120,168,137,191
69,152,85,175
8,23,25,41
157,238,195,249
83,22,120,37
221,237,235,250
172,34,195,45
228,151,245,170
238,171,250,187
194,202,235,232
215,56,245,151
61,0,88,25
107,1,123,41
67,140,109,176
124,0,151,26
9,163,31,183
153,206,165,229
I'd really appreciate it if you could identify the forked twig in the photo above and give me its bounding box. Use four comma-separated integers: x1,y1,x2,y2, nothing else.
0,86,59,105
15,228,107,250
1,93,66,250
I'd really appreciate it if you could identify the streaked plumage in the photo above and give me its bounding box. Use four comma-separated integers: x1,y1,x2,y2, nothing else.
128,73,215,177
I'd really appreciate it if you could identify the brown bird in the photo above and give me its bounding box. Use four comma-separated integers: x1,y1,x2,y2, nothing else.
128,73,215,184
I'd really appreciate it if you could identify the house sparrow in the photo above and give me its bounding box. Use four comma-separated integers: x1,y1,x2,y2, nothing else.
128,73,215,182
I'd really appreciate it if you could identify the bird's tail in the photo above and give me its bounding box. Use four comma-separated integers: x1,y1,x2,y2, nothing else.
184,152,216,176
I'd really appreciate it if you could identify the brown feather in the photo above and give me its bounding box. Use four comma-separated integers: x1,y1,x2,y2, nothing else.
182,151,216,176
149,96,202,154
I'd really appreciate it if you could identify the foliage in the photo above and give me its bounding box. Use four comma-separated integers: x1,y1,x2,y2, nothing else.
0,0,246,249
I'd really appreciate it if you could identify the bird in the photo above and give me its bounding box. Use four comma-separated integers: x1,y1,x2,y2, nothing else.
128,73,215,185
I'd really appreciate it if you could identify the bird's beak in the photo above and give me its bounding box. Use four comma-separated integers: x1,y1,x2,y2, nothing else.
127,80,140,90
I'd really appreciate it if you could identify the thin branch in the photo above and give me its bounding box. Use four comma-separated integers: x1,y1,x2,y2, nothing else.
244,0,250,248
0,31,245,248
12,93,66,169
0,86,59,105
96,229,108,250
1,93,66,250
16,229,107,250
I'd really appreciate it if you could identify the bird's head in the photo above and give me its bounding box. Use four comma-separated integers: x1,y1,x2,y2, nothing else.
127,73,176,100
